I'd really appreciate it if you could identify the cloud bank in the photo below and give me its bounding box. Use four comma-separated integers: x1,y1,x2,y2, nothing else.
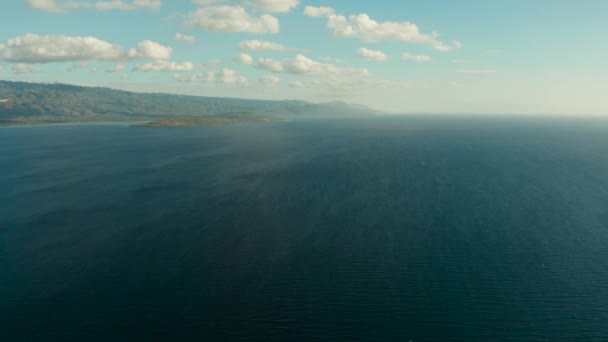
253,54,369,77
28,0,161,13
185,6,279,34
0,34,173,63
304,6,461,51
239,40,298,51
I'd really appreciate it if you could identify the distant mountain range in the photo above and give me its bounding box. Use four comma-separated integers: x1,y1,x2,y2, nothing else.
0,81,379,126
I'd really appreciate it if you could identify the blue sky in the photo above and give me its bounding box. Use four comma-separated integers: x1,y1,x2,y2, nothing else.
1,0,607,114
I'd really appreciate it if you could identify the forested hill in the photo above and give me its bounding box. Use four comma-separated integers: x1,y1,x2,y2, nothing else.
0,81,378,125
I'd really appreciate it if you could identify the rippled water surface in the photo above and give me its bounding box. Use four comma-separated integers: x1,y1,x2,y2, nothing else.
2,117,608,341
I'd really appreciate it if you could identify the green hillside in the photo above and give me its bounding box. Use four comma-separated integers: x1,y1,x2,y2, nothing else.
0,81,378,126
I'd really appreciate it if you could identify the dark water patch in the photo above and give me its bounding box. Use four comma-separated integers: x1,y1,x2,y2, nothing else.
2,117,608,341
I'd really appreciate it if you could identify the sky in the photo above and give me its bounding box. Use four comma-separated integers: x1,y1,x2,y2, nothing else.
0,0,607,114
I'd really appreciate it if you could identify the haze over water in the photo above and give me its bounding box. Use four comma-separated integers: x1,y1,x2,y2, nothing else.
2,116,608,341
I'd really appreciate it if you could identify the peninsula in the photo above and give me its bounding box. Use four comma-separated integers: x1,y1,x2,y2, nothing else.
0,81,378,126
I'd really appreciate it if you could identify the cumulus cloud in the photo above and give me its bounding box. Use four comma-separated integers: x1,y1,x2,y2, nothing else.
173,68,248,85
133,60,194,72
433,40,462,52
0,34,172,63
256,58,284,72
185,6,279,34
12,63,41,74
95,0,160,10
233,53,253,65
208,68,248,84
173,73,205,82
27,0,161,13
357,48,389,62
304,6,461,51
1,34,124,63
175,33,196,43
253,54,368,77
174,70,248,85
239,40,298,51
128,40,173,60
401,53,431,62
252,0,299,13
259,75,280,86
191,0,298,13
303,6,335,17
107,64,128,72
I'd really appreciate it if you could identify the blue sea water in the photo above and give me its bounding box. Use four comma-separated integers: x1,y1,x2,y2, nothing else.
1,116,608,341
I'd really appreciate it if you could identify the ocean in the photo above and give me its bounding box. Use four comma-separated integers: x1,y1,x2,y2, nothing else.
1,116,608,341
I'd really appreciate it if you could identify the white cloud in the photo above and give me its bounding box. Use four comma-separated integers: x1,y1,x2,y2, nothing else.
357,47,389,62
134,60,194,72
253,54,368,77
128,40,173,60
185,6,279,34
433,41,462,52
456,69,497,74
175,33,196,43
303,6,335,17
95,0,160,10
107,64,128,72
252,0,299,13
233,53,253,65
304,6,461,51
0,34,172,63
1,34,124,63
208,68,248,84
26,0,76,12
239,40,297,51
401,53,431,62
27,0,161,13
173,73,205,82
259,75,280,86
191,0,298,13
12,63,41,74
256,58,284,72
